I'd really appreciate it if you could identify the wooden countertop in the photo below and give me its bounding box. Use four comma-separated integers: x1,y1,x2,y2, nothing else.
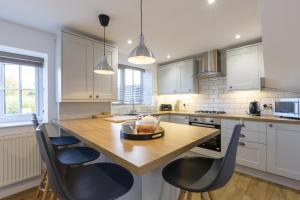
152,111,300,124
54,118,219,175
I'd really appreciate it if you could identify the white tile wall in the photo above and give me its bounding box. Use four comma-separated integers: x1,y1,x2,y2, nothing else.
155,77,300,115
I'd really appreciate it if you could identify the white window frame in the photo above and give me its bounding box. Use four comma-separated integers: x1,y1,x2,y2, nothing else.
0,63,43,123
114,66,144,105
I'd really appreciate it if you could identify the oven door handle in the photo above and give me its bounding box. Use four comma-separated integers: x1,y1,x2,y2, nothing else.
190,123,216,128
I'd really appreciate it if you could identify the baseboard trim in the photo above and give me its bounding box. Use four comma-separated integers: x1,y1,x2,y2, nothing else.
0,176,40,199
235,165,300,191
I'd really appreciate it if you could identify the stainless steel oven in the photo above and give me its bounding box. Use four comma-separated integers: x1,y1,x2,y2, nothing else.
273,98,300,119
189,116,221,154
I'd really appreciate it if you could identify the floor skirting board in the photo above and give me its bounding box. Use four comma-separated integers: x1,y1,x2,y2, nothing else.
0,176,40,199
235,164,300,191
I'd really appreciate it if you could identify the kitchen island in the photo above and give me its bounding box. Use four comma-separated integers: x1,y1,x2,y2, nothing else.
54,118,220,200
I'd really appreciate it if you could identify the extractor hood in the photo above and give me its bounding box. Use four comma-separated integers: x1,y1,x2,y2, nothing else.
198,50,224,79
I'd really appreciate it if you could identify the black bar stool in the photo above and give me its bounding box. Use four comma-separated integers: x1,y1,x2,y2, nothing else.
162,125,243,200
36,124,134,200
32,114,100,199
32,114,80,147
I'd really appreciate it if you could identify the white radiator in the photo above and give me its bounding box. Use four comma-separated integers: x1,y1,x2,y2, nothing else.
0,133,41,188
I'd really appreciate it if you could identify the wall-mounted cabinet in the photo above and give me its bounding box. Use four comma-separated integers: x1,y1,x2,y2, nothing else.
157,59,198,94
226,43,264,91
56,31,118,102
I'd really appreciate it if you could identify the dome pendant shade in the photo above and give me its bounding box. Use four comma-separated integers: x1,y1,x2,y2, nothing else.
94,55,114,75
128,34,156,65
94,14,114,75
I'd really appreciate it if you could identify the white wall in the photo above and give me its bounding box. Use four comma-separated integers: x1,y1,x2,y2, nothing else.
0,19,56,123
261,0,300,93
155,77,300,114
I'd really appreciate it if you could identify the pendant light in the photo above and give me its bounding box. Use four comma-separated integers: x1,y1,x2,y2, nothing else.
94,14,114,75
128,0,156,65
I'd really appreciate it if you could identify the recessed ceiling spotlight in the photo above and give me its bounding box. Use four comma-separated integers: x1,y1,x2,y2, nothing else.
167,55,171,59
127,40,132,44
208,0,215,4
235,34,241,39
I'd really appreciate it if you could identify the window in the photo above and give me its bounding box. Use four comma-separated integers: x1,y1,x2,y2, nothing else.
0,51,43,123
116,64,144,104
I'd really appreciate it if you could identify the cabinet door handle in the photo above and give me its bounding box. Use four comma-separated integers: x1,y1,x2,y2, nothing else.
240,134,246,138
89,95,93,99
239,142,246,146
229,86,233,89
96,95,99,99
269,124,273,128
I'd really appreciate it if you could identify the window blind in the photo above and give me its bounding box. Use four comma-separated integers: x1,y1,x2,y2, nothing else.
117,64,144,104
0,51,44,67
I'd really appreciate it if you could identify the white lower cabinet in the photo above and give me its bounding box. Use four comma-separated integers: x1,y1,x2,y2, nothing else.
159,115,170,122
267,123,300,181
222,119,300,181
221,119,267,171
169,115,189,125
222,138,266,171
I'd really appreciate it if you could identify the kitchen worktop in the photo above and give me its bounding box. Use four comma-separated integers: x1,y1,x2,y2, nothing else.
54,118,219,175
152,111,300,124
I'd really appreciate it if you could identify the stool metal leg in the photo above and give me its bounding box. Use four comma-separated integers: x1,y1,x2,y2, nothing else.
178,189,186,200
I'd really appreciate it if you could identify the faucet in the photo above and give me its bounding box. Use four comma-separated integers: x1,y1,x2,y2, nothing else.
129,98,136,114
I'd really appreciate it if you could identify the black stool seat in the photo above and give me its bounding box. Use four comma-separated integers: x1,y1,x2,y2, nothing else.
50,136,80,147
32,113,80,147
162,157,219,192
65,163,134,200
162,125,243,196
56,147,100,165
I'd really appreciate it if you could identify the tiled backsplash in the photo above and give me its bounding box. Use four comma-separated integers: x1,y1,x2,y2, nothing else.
155,77,300,115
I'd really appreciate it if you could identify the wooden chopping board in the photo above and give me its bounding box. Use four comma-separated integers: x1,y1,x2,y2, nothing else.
104,115,138,123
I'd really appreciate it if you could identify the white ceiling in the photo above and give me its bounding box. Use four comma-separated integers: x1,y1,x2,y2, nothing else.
0,0,261,63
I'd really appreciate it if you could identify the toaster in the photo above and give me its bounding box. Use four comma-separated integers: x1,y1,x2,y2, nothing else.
160,104,172,111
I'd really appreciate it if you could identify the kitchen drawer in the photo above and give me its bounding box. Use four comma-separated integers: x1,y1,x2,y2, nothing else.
222,138,266,171
159,115,170,122
221,119,241,129
221,119,267,133
169,115,189,124
222,127,266,144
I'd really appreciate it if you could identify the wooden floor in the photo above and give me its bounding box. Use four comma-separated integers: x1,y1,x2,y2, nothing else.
2,172,300,200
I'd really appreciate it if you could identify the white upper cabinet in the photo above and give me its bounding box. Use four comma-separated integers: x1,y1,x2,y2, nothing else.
157,59,198,94
177,60,198,93
226,43,264,91
61,32,94,100
157,63,178,94
57,31,118,102
267,123,300,181
93,42,118,100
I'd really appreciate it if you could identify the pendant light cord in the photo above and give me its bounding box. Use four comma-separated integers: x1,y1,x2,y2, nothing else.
104,27,106,56
140,0,143,36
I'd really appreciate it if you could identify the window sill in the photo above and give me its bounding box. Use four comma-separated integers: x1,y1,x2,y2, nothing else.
0,121,33,129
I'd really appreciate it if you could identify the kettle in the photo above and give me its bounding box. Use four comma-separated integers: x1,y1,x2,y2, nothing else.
249,101,261,116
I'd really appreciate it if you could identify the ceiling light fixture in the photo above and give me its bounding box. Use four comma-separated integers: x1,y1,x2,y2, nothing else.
167,55,171,59
128,0,156,65
208,0,215,4
235,34,241,39
94,14,114,75
128,40,132,44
